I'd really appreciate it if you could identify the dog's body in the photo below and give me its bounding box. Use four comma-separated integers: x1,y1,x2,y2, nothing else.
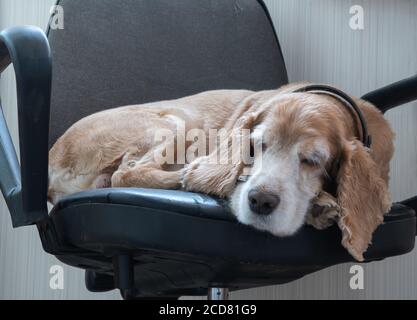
49,83,394,261
49,89,254,200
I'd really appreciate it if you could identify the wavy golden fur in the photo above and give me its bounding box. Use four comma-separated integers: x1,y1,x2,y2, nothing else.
49,83,394,261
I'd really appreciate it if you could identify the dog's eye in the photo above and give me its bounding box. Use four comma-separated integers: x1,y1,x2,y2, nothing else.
300,157,319,167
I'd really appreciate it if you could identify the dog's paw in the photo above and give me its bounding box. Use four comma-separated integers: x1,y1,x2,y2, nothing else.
306,191,340,230
313,191,339,208
182,157,237,198
306,206,339,230
181,157,208,192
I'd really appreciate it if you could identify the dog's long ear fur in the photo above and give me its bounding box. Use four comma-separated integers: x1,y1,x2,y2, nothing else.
336,139,391,261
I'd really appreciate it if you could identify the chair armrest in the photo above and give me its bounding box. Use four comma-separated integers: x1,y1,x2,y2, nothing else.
362,75,417,205
361,74,417,114
0,26,51,227
402,196,417,215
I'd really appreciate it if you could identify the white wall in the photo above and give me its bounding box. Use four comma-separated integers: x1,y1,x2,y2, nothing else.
0,0,416,299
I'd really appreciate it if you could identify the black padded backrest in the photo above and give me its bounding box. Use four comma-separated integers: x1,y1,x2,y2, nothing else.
48,0,288,147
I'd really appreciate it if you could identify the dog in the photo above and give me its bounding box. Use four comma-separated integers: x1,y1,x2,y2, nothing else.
48,83,394,261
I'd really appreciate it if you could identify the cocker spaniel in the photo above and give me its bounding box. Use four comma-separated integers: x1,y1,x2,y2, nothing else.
48,83,394,261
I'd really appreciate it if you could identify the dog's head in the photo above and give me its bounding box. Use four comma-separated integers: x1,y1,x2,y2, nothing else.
230,93,391,260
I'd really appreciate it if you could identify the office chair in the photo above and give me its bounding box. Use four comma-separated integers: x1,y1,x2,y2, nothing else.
1,0,416,299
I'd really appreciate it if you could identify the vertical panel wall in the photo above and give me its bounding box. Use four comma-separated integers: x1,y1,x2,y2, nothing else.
0,0,120,300
0,0,416,299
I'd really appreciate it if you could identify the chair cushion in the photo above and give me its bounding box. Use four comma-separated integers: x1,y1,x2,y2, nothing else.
49,188,415,264
54,188,415,224
54,188,234,221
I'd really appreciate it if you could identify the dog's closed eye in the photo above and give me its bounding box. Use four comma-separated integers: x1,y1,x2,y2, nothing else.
300,157,319,167
298,139,331,169
299,152,322,168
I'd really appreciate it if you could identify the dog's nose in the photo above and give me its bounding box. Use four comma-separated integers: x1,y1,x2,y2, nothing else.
248,190,280,216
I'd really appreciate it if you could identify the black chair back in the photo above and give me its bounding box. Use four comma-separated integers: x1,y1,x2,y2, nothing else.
47,0,288,147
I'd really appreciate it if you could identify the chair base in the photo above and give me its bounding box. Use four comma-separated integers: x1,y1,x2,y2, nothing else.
208,288,230,300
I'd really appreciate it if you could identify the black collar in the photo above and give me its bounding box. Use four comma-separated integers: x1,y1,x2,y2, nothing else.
294,84,372,149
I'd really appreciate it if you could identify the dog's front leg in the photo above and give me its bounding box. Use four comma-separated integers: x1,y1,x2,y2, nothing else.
110,145,184,189
184,111,258,198
182,126,250,198
182,158,241,198
112,163,183,189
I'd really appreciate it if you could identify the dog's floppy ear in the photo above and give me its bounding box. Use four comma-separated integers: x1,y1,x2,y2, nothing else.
336,139,391,261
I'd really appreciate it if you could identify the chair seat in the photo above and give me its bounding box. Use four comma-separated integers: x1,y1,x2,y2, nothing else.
39,188,415,298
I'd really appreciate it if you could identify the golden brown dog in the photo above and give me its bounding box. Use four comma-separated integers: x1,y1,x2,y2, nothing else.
48,83,394,261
